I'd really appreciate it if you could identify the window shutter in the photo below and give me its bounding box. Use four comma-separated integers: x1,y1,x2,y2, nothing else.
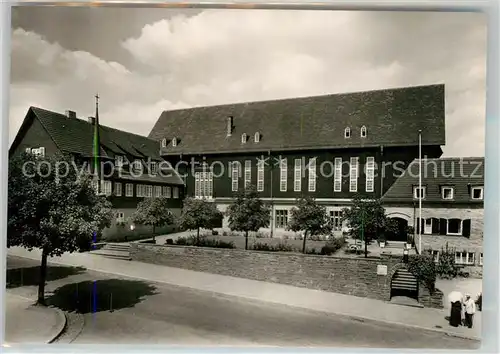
439,218,447,235
416,218,420,234
420,219,425,235
463,219,471,238
431,218,440,234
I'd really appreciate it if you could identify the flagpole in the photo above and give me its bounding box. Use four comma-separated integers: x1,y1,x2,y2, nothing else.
418,129,422,254
94,93,101,195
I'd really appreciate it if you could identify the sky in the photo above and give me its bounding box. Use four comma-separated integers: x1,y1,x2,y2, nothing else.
9,7,487,157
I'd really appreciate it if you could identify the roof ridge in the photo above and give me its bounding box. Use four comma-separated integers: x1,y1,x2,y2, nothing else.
160,83,445,114
31,106,158,143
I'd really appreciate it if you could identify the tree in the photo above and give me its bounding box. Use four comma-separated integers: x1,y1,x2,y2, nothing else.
130,197,175,243
179,197,223,245
341,194,398,258
226,186,271,250
288,197,331,254
8,152,113,305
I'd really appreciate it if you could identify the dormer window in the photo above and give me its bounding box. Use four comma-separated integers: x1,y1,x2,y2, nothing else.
161,138,167,148
471,186,484,200
413,186,426,199
360,126,367,138
132,159,143,173
344,127,351,138
442,186,454,200
115,155,123,169
241,133,247,144
172,138,177,147
150,161,157,175
254,132,260,143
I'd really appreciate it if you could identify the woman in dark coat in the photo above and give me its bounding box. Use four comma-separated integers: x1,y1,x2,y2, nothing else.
449,301,462,327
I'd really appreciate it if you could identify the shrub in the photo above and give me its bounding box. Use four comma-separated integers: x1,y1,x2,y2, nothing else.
306,248,318,255
320,236,345,255
212,230,219,236
251,242,296,252
407,253,436,292
222,231,228,236
435,245,460,279
174,235,235,249
165,238,174,245
476,293,482,311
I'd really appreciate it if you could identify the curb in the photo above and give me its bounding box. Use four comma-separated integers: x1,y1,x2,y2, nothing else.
47,307,67,344
9,252,481,342
327,312,480,342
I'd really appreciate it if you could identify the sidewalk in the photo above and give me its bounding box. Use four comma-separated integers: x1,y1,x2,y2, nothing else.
8,247,481,341
4,292,66,344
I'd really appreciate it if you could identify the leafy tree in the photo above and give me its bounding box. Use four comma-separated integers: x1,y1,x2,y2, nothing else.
130,197,175,243
407,253,437,292
8,152,113,305
341,195,399,258
226,186,271,250
179,197,224,245
288,197,331,254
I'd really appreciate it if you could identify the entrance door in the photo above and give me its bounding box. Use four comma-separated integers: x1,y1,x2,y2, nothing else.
387,217,409,242
424,218,432,234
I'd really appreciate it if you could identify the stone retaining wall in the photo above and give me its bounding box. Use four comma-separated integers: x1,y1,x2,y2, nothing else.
130,243,407,302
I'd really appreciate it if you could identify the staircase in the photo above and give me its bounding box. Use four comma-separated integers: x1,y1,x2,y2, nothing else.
384,241,407,250
391,268,418,292
89,242,131,261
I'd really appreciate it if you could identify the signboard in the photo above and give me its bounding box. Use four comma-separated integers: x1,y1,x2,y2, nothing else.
377,265,388,276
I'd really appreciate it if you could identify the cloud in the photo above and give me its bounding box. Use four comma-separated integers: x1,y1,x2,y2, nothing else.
10,10,486,157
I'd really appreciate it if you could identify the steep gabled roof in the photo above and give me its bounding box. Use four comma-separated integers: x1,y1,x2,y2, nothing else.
382,157,484,204
14,107,184,185
149,84,446,155
30,107,162,159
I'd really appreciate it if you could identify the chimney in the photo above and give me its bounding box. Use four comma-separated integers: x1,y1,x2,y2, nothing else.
88,116,96,125
227,116,233,137
65,110,76,119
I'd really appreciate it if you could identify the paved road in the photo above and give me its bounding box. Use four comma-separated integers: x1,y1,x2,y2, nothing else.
6,256,480,348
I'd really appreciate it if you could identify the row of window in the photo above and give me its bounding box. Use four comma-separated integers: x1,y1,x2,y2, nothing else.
430,250,483,266
227,157,374,193
415,217,471,237
161,138,178,148
413,186,484,200
115,155,160,175
275,209,344,230
94,180,179,199
344,126,367,139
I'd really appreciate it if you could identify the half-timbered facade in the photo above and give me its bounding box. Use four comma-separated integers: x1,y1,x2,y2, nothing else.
149,84,446,236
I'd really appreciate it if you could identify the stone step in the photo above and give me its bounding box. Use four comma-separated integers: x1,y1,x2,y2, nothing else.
90,252,132,261
103,243,131,252
90,249,131,261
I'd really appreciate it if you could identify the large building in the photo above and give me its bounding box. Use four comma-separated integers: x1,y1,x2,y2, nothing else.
148,84,446,237
9,106,185,240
